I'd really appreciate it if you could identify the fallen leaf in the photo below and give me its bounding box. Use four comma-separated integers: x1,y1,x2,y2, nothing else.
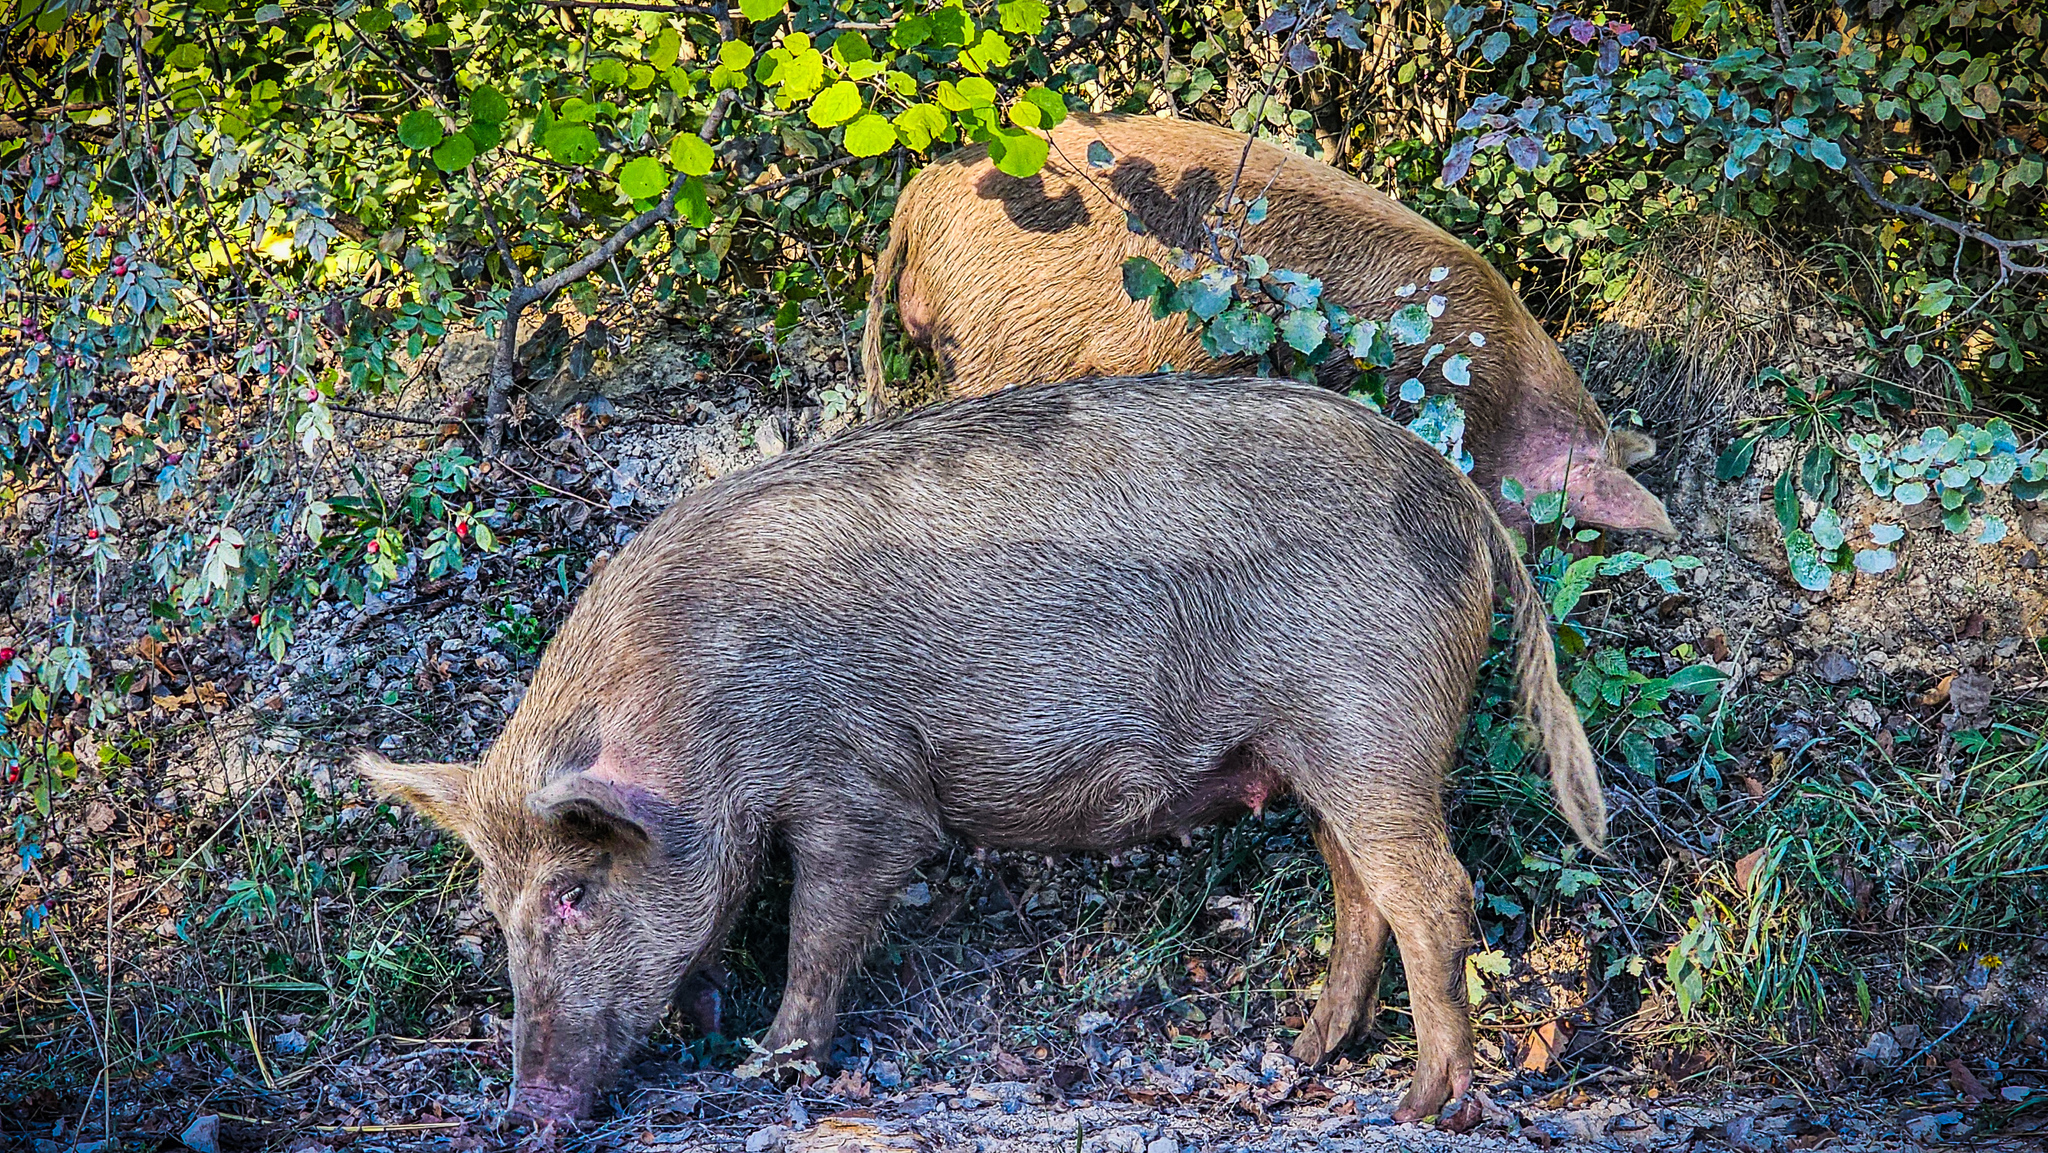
1919,674,1955,707
992,1050,1030,1079
1947,1058,1991,1102
1519,1018,1574,1073
1735,848,1766,891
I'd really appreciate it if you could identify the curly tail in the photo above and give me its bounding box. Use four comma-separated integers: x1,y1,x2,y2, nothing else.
860,217,909,420
1489,526,1606,852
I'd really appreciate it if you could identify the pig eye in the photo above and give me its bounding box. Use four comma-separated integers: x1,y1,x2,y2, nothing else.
555,885,587,915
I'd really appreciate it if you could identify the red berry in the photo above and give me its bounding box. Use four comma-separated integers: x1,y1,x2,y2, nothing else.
456,521,470,537
44,173,59,187
366,540,380,554
251,614,262,627
287,308,300,321
0,648,15,662
165,452,183,465
85,528,98,539
58,267,74,280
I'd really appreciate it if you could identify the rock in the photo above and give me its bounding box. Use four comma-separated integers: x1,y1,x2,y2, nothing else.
745,1125,788,1153
1812,650,1858,684
897,882,931,908
180,1114,220,1153
1844,698,1882,730
1949,671,1994,718
1075,1011,1116,1035
1855,1031,1903,1065
435,331,497,392
376,856,411,886
272,1029,309,1056
755,414,788,458
1145,1138,1178,1153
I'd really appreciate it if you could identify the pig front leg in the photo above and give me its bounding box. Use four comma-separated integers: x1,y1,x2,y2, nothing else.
758,823,933,1072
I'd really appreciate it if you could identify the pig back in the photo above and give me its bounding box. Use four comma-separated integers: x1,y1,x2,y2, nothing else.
564,375,1502,850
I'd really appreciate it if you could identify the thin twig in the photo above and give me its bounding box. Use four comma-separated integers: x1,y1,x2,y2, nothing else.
332,403,450,427
1848,158,2048,280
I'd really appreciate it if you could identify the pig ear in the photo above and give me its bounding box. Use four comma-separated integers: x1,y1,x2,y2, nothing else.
1608,426,1657,468
528,771,656,849
1563,461,1678,538
355,750,472,833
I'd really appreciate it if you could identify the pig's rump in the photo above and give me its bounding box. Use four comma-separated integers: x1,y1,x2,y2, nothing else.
603,373,1501,852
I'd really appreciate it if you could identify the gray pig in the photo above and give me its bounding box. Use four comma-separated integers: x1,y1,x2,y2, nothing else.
358,374,1604,1127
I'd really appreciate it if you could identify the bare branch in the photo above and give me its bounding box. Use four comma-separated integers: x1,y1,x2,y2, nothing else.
531,0,725,15
1768,0,1794,57
1848,158,2048,280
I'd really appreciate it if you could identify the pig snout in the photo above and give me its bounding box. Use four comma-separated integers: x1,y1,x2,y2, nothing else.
512,1079,593,1122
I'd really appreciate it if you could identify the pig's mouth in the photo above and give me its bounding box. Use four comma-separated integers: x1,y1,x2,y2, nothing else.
512,1079,595,1123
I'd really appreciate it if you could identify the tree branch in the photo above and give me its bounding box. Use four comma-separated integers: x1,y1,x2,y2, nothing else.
483,81,737,454
1848,158,2048,280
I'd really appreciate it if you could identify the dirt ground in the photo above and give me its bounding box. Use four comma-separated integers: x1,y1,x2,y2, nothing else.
4,297,2046,1151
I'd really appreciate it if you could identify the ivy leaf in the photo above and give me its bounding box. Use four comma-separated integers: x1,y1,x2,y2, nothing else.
842,114,897,157
467,86,509,125
1809,139,1846,168
670,134,715,176
1506,134,1543,171
1980,515,2008,544
1481,30,1511,62
1399,377,1426,403
430,132,476,172
1895,481,1930,505
1855,548,1897,573
809,81,863,127
1441,353,1472,386
397,110,445,151
739,0,784,21
618,156,669,199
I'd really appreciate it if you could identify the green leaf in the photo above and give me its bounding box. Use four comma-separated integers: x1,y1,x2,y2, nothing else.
618,156,669,199
1205,304,1275,357
678,176,712,228
1122,257,1172,303
1023,87,1068,128
464,120,501,152
999,0,1050,34
1784,529,1832,592
843,114,897,157
591,58,629,88
1810,507,1846,550
1715,435,1758,481
956,76,997,106
988,128,1049,177
543,123,601,165
650,28,682,70
739,0,784,21
431,132,475,172
355,8,393,33
468,86,510,124
670,134,716,176
1809,139,1846,168
1773,470,1800,534
1388,303,1432,345
893,103,949,150
167,42,205,69
808,81,863,127
397,110,445,150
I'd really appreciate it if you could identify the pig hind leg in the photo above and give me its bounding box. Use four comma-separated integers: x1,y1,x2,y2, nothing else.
1289,742,1479,1126
761,820,937,1069
1289,818,1392,1066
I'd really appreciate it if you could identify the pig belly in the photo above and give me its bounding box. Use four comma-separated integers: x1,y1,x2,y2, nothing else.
930,742,1289,855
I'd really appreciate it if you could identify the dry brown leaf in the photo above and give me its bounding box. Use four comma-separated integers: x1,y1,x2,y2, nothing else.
1734,848,1766,891
1947,1058,1990,1102
1519,1018,1574,1073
